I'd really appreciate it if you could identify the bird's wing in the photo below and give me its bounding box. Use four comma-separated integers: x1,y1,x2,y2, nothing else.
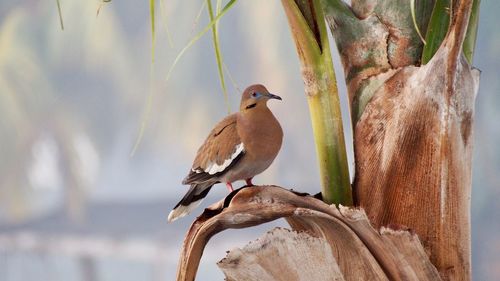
182,114,244,185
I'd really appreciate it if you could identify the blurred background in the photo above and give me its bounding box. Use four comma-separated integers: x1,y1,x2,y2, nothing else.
0,0,498,280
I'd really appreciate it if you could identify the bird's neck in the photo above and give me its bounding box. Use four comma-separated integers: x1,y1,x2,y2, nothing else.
239,104,273,125
237,105,282,156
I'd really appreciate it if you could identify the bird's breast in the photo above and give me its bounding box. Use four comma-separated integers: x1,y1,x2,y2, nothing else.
238,112,283,161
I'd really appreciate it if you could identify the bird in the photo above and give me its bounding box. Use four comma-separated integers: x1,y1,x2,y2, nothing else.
168,84,283,222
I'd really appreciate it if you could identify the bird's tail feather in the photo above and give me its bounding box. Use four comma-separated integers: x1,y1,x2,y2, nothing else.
168,183,213,222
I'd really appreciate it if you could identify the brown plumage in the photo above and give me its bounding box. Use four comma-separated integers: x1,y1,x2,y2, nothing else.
168,84,283,222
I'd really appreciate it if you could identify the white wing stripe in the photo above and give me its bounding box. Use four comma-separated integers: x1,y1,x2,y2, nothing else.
205,143,244,175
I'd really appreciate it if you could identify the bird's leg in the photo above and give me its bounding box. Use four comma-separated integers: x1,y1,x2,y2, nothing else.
245,178,254,186
226,182,234,192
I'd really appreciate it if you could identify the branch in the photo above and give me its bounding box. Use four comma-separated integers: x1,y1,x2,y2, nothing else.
175,186,441,281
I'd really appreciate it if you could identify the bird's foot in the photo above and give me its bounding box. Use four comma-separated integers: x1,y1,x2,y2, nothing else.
245,178,254,186
226,182,234,192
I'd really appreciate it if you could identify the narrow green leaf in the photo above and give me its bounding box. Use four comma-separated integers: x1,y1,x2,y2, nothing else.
150,0,156,63
411,0,427,44
159,0,174,48
130,64,155,156
131,0,156,155
166,0,237,82
191,1,207,36
421,0,451,64
96,0,112,17
56,0,64,30
463,0,480,64
207,0,230,113
97,4,103,17
132,0,237,155
224,62,241,93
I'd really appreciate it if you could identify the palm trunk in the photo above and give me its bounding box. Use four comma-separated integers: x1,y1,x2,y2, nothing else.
324,0,479,279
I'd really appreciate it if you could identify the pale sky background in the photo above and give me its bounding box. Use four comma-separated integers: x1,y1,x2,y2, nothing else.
0,0,499,280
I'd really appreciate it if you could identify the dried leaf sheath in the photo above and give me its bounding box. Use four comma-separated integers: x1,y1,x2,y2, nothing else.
324,0,479,279
175,186,441,281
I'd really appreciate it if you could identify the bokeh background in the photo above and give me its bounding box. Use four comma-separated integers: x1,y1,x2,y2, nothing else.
0,0,498,280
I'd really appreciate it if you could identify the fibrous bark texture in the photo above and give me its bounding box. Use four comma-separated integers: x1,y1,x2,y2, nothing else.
219,228,345,281
324,0,479,279
175,186,441,281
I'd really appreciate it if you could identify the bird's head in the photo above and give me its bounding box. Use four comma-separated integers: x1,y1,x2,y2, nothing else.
240,84,282,112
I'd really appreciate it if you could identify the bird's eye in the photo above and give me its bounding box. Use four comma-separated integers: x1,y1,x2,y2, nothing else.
251,92,257,97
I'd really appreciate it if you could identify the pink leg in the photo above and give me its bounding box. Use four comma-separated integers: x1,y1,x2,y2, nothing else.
245,178,254,186
226,182,234,192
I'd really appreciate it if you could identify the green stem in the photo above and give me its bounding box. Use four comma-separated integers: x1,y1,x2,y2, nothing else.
282,0,352,205
56,0,64,30
307,68,352,205
150,0,155,63
463,0,480,64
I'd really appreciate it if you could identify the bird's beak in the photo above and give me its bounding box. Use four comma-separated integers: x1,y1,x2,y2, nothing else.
266,93,282,101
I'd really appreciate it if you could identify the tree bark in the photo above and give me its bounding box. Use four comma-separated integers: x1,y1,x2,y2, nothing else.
324,0,479,279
